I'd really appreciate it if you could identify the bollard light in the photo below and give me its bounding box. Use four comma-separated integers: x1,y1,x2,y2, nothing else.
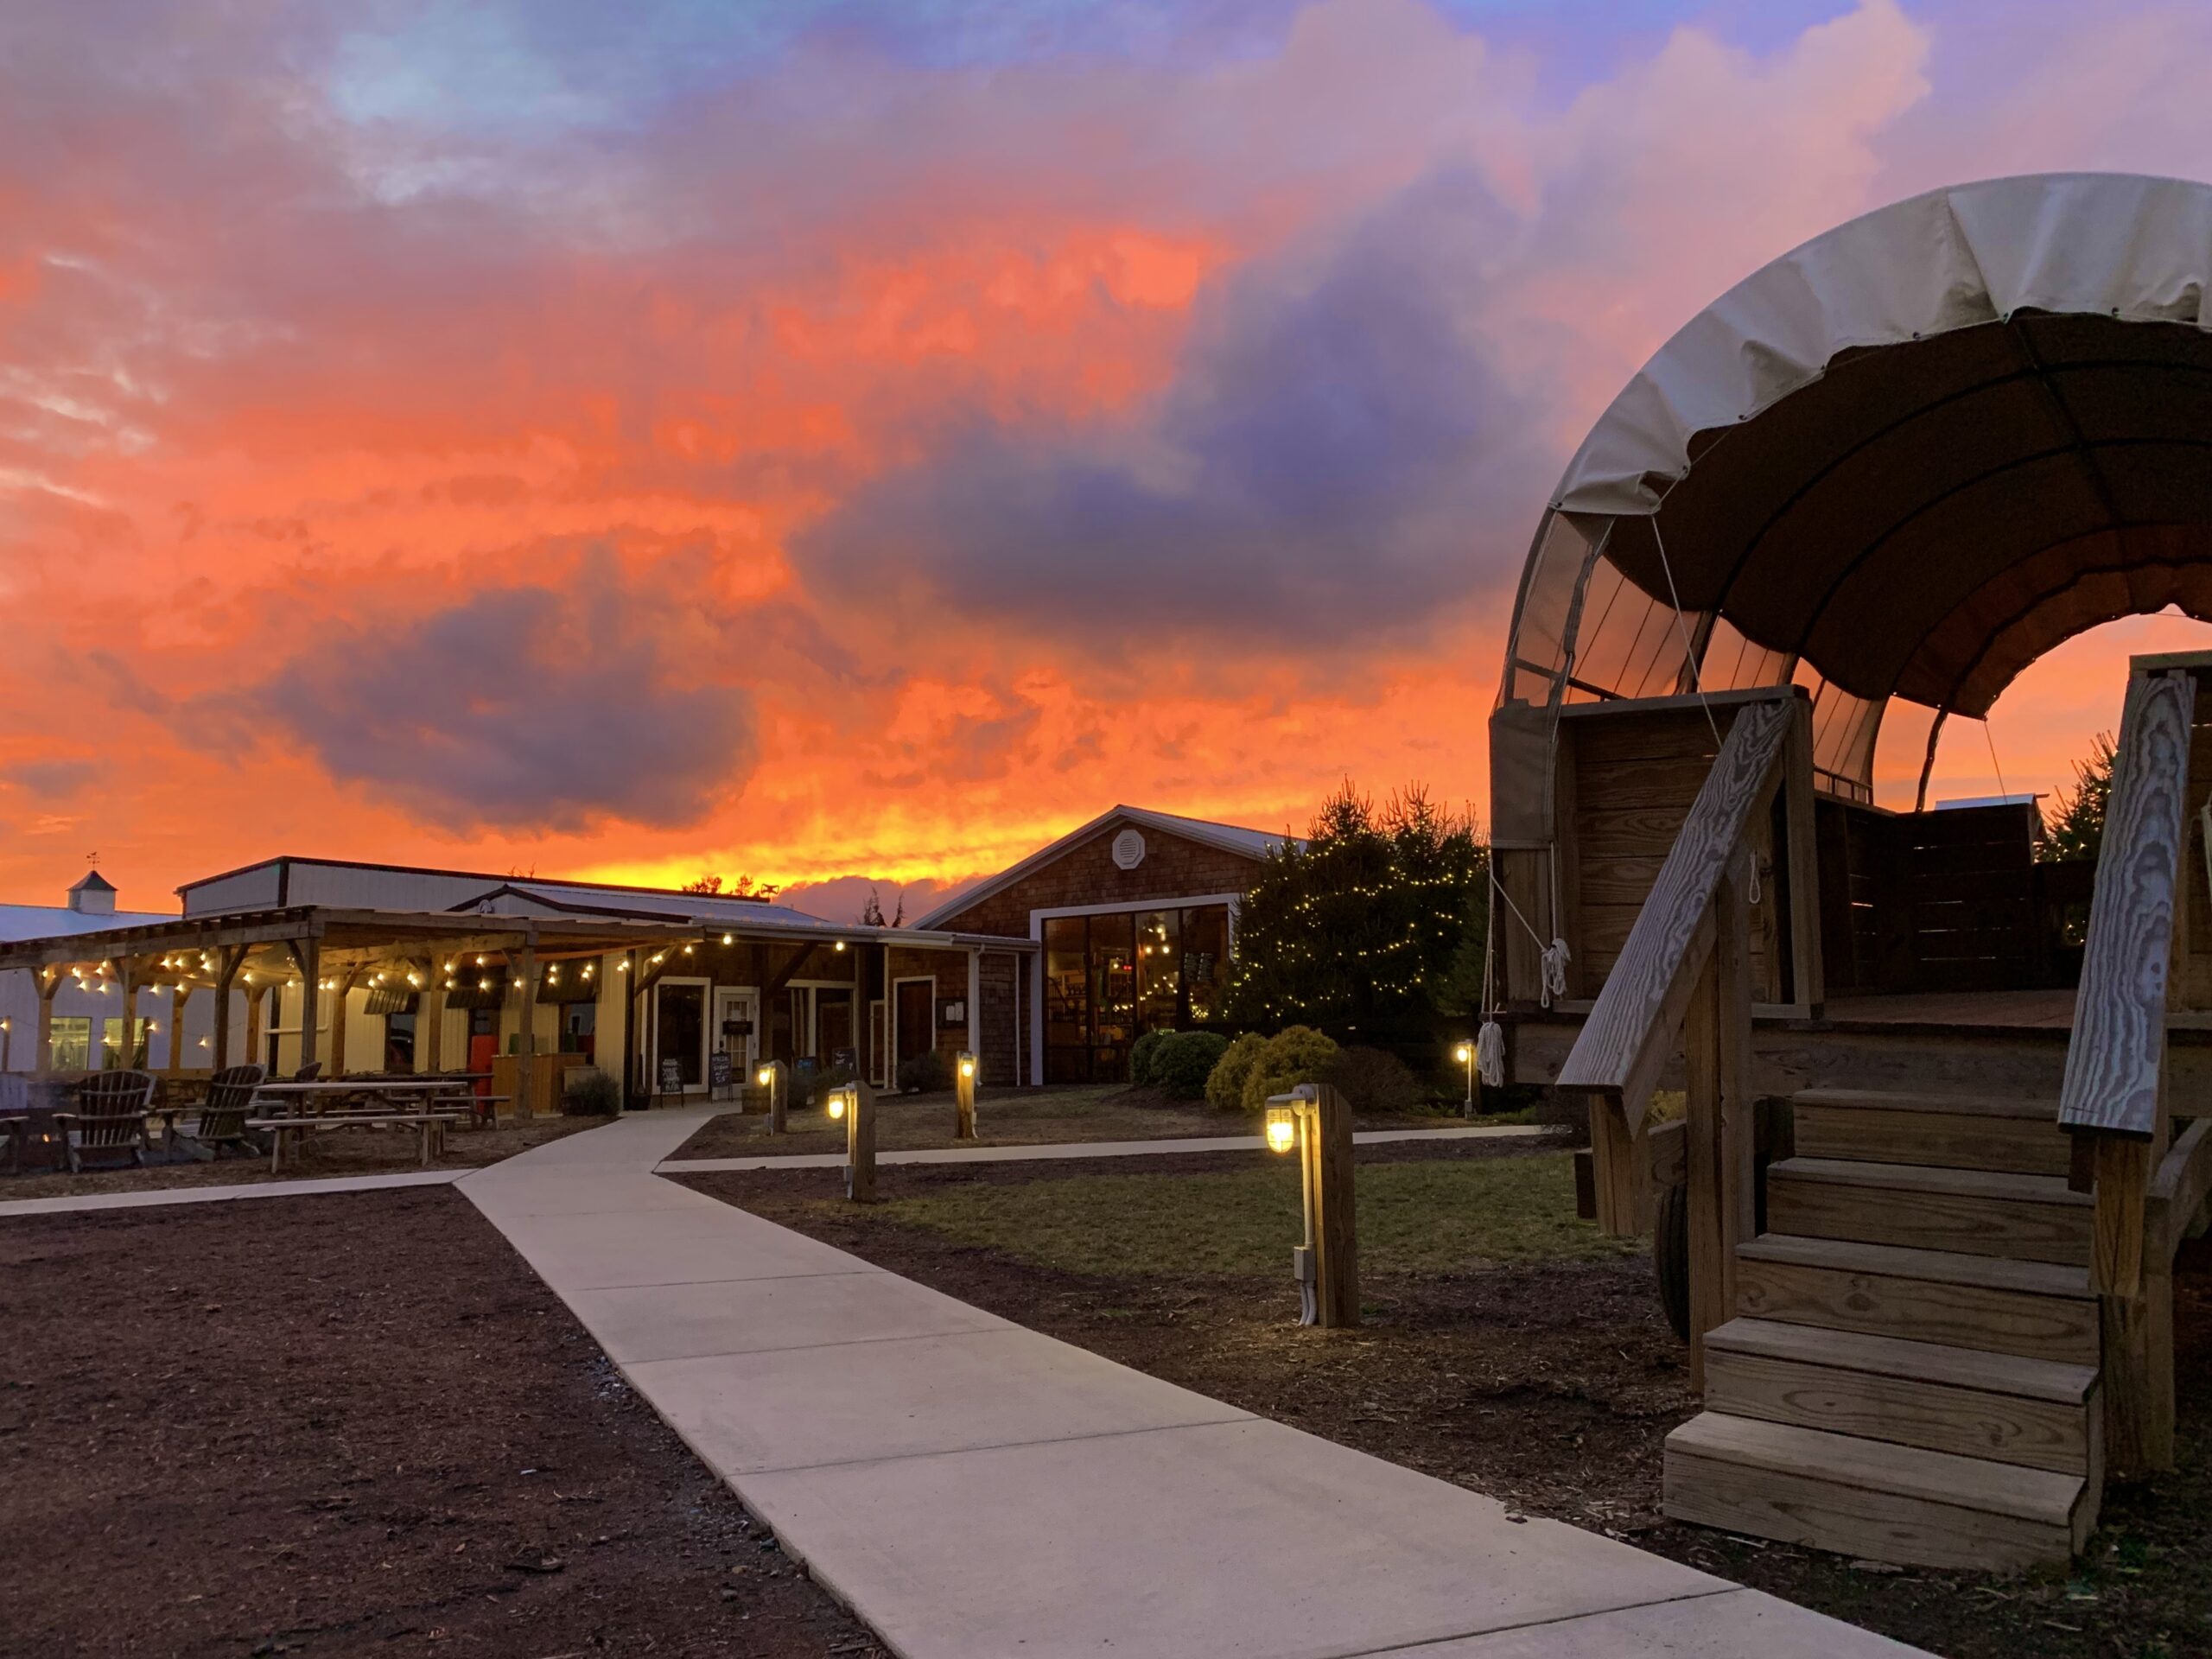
958,1056,976,1081
1453,1041,1471,1065
757,1065,773,1087
826,1084,854,1121
1452,1039,1476,1116
1264,1104,1297,1154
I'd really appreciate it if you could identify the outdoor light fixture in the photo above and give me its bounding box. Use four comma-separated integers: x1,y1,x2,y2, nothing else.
722,932,734,945
1263,1085,1358,1328
830,1079,876,1200
958,1056,976,1080
834,940,847,952
826,1086,851,1121
475,955,486,967
757,1065,773,1087
1452,1040,1476,1117
954,1051,980,1140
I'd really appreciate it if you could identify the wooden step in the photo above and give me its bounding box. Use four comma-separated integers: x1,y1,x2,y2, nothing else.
1767,1155,2093,1265
1664,1410,2092,1571
1790,1088,2070,1177
1702,1316,2101,1474
1734,1234,2097,1363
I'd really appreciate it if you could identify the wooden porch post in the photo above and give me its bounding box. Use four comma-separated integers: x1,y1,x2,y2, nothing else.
515,928,539,1119
168,984,194,1074
108,961,136,1070
35,968,58,1076
293,936,321,1076
213,948,244,1071
422,984,447,1075
327,968,359,1077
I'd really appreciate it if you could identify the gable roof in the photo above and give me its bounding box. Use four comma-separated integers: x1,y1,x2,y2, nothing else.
68,870,116,893
911,805,1289,931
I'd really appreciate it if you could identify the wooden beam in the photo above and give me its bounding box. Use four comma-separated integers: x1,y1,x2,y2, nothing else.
2093,1135,2164,1474
515,929,539,1120
327,968,359,1077
211,947,244,1071
293,935,321,1077
1681,858,1757,1390
1783,696,1825,1014
2061,669,2192,1138
35,967,58,1076
2151,1115,2212,1261
1557,695,1792,1134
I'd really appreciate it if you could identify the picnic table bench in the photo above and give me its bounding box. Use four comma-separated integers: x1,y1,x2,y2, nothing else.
245,1110,462,1173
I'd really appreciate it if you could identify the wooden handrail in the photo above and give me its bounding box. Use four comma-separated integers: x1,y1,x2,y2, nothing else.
2057,668,2193,1140
2149,1116,2212,1262
1556,694,1792,1135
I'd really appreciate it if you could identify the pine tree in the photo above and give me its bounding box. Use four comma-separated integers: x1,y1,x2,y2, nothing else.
2040,733,2116,864
1224,783,1488,1030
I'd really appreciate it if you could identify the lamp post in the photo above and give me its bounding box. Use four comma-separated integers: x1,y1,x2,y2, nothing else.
1262,1083,1358,1328
756,1058,788,1134
954,1050,978,1141
1453,1040,1476,1118
827,1077,876,1201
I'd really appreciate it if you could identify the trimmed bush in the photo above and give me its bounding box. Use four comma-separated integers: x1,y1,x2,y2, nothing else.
895,1048,953,1094
1205,1032,1268,1112
1128,1030,1168,1089
563,1066,621,1116
1328,1045,1422,1115
803,1062,856,1107
1149,1031,1230,1100
1239,1026,1342,1114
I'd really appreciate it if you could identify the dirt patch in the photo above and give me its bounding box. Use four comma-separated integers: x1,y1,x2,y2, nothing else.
675,1147,2212,1659
666,1084,1480,1161
0,1188,885,1657
3,1114,611,1203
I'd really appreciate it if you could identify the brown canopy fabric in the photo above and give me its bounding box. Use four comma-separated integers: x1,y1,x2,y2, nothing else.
1497,173,2212,804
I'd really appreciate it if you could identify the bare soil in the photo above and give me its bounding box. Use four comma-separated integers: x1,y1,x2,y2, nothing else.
665,1083,1469,1162
3,1115,611,1203
0,1187,885,1657
675,1141,2212,1659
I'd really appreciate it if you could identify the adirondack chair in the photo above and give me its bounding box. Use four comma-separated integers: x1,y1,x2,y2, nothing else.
181,1064,268,1160
54,1070,156,1173
293,1060,323,1082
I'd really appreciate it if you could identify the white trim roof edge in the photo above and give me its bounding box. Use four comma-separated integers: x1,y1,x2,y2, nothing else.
911,804,1286,932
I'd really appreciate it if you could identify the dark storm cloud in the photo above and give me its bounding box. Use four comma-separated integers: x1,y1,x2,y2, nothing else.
251,569,756,834
800,166,1547,645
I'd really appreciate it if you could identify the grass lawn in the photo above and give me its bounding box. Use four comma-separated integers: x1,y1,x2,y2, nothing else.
664,1080,1479,1161
871,1148,1632,1276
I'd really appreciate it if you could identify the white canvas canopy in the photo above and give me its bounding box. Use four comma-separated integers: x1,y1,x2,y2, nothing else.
1497,171,2212,816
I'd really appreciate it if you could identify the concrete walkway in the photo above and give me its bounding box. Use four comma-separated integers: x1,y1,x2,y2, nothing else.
0,1166,462,1218
463,1109,1927,1659
661,1122,1541,1173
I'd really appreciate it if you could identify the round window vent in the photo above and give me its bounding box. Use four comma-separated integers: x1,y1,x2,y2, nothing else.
1110,828,1147,870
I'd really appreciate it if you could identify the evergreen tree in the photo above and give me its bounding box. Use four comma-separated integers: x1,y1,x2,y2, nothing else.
1224,783,1488,1030
2040,733,2116,864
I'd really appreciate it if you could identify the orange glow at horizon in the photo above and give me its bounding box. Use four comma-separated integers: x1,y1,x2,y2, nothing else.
4,0,2210,925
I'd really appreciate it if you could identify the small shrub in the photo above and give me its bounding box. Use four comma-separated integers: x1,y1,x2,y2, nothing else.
895,1047,954,1094
1205,1032,1268,1112
1240,1026,1342,1114
1328,1046,1422,1115
563,1066,621,1116
1149,1031,1230,1100
1128,1030,1168,1088
803,1062,855,1107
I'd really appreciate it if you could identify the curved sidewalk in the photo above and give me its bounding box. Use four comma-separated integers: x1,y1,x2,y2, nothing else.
461,1109,1928,1659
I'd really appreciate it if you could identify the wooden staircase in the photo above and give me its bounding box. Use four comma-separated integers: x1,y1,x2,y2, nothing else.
1662,1087,2104,1569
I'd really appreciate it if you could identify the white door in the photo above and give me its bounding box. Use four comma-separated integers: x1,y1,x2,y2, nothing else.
715,988,760,1087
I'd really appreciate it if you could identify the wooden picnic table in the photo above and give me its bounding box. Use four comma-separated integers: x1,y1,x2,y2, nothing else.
245,1109,464,1173
251,1077,487,1116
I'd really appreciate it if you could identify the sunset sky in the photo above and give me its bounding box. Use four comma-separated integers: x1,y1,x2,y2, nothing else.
5,0,2210,922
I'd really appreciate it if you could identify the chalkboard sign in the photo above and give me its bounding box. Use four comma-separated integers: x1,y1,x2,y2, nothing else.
830,1046,857,1071
658,1057,684,1095
709,1051,733,1089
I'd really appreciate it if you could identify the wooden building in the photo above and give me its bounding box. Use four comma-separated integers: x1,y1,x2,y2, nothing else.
1489,173,2212,1570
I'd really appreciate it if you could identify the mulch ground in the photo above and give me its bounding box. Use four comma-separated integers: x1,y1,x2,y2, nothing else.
0,1188,886,1658
676,1139,2212,1659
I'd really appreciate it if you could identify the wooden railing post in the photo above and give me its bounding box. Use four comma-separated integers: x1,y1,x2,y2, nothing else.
2059,661,2196,1478
1681,854,1757,1389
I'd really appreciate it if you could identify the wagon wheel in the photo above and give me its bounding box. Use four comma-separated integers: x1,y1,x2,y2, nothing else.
1653,1179,1690,1342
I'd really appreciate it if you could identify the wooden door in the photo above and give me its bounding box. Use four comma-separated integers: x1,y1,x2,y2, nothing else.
895,981,934,1075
